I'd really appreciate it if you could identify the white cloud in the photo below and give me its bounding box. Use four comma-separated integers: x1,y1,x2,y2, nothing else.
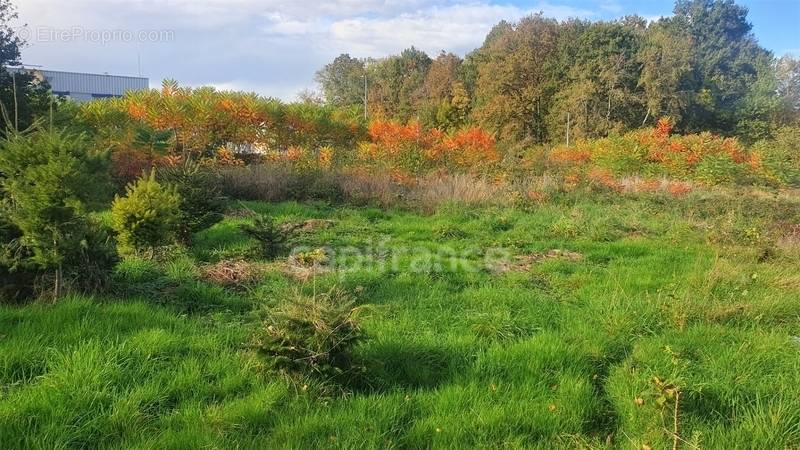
262,13,322,36
206,80,306,100
326,2,595,57
328,4,519,56
11,0,599,100
532,2,596,20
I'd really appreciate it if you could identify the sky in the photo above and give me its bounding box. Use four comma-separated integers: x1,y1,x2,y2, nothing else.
11,0,800,101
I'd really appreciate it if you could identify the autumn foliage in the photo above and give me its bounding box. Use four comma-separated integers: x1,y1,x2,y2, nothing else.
359,121,499,177
79,80,365,184
78,81,797,194
546,118,782,186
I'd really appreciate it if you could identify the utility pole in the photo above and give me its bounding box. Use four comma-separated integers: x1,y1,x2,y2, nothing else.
12,70,18,131
363,73,368,121
566,112,571,147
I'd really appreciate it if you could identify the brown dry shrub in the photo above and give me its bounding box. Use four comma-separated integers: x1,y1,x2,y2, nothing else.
410,173,513,213
218,164,521,212
201,260,265,286
217,164,294,201
339,170,405,207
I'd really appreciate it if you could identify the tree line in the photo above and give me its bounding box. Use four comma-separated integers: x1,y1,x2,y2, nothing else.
315,0,800,144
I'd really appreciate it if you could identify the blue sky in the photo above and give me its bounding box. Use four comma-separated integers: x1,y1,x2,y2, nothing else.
13,0,800,100
508,0,799,54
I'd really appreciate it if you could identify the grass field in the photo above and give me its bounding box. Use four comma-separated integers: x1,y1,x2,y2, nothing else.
2,190,799,449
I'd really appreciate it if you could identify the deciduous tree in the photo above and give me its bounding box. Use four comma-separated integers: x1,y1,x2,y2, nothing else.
315,54,366,108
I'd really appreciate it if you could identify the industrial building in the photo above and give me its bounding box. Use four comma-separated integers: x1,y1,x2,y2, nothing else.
9,67,149,102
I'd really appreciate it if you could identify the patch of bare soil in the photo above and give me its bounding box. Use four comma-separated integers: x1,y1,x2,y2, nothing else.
280,219,335,233
490,249,583,274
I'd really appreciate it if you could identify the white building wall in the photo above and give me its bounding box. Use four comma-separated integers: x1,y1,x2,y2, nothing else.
8,67,149,102
38,70,149,97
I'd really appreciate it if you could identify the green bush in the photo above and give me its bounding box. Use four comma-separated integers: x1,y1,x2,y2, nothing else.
160,160,226,242
0,211,36,302
111,170,182,256
751,126,800,186
695,154,744,185
0,130,111,298
1,204,116,302
593,134,649,175
239,214,290,259
252,288,364,380
64,219,119,294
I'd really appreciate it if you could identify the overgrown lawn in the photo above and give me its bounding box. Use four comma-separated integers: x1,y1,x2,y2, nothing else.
2,193,799,448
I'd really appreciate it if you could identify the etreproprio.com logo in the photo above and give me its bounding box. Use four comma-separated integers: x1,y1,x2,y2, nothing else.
13,25,174,44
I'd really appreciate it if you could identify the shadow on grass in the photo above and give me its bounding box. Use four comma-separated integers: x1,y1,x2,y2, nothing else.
353,339,472,392
111,257,251,314
191,221,253,263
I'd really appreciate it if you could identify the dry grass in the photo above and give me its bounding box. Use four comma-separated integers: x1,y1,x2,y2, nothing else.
200,259,265,286
218,164,295,201
489,249,584,274
219,165,516,212
410,173,513,212
340,170,404,207
341,171,512,211
775,222,800,251
280,262,331,282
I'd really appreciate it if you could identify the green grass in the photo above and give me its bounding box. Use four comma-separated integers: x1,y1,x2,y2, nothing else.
2,192,799,448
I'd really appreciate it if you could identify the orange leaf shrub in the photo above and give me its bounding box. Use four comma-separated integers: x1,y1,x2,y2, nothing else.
200,147,245,167
440,127,500,171
546,118,768,185
361,121,498,176
549,146,592,165
318,146,334,170
81,82,365,171
654,117,674,140
285,146,306,162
